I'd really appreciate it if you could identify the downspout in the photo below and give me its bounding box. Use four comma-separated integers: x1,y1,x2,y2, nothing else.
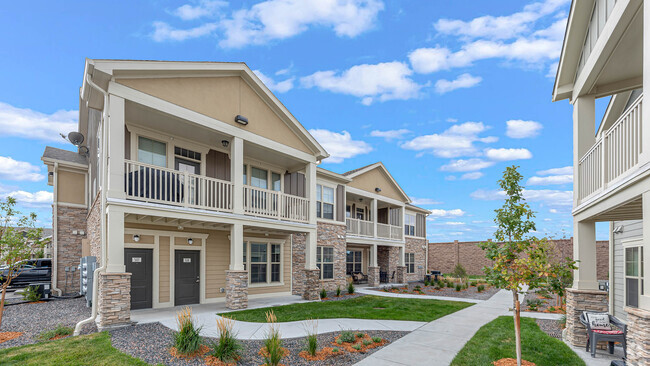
51,162,62,296
74,74,109,336
608,222,615,315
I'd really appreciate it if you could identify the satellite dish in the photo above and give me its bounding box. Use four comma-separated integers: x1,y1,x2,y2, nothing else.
67,132,85,146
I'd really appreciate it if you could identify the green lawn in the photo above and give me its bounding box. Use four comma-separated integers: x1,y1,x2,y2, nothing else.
451,316,585,366
219,295,473,322
0,332,149,366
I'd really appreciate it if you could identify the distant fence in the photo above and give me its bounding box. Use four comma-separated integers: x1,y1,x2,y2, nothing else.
428,238,609,280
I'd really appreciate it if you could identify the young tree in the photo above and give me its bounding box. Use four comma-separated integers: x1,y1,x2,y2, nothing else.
479,166,576,366
0,197,44,329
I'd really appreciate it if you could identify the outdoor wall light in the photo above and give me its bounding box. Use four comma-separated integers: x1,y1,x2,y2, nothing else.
221,140,230,148
375,187,382,192
187,238,194,245
235,115,248,125
133,234,140,242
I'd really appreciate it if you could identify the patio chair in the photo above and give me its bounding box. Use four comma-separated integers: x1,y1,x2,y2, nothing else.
580,311,627,358
379,271,388,283
352,272,368,284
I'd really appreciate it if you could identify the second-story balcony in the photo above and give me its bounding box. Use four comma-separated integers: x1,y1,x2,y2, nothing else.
344,192,404,241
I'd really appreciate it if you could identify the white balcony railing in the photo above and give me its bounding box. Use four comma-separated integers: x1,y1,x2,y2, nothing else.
346,218,374,237
578,94,643,202
377,223,403,240
243,186,310,223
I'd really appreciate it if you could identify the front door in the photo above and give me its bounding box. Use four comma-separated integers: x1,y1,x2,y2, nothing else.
175,250,200,306
125,248,153,310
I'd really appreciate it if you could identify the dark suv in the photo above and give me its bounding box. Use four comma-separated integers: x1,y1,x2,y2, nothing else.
1,259,52,287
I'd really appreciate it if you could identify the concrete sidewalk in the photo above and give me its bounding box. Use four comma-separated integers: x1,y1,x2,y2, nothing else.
354,289,513,366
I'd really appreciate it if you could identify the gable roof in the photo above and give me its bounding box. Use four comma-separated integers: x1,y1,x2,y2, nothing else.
343,162,411,203
42,146,87,166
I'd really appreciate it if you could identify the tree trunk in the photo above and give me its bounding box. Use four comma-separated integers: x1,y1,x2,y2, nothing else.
513,290,522,366
0,281,8,330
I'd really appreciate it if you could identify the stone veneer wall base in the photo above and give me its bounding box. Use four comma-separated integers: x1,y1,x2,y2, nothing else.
96,272,131,330
625,306,650,366
368,266,380,287
565,288,608,347
226,270,248,310
303,269,321,300
396,266,407,284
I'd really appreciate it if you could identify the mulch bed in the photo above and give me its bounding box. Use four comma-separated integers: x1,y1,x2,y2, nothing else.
493,358,536,366
522,291,565,314
372,281,499,300
319,291,365,302
110,322,407,366
0,332,23,344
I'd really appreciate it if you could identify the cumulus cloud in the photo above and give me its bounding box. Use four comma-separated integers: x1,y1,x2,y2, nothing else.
506,120,543,138
460,172,484,180
0,157,44,182
440,158,495,172
484,148,533,161
537,166,572,175
0,102,77,142
151,22,218,42
410,197,441,205
0,188,53,208
300,62,423,105
401,122,497,158
370,129,411,140
172,0,227,20
471,188,573,207
434,73,482,94
253,69,295,93
427,208,466,219
309,129,372,163
527,166,573,185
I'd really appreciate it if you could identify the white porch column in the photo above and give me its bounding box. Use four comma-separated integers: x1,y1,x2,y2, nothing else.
305,162,317,225
305,230,317,270
640,192,650,309
398,246,405,267
229,223,244,271
641,0,650,165
107,94,125,199
370,244,378,267
371,198,377,237
105,205,125,273
572,219,598,290
231,137,244,214
572,95,595,206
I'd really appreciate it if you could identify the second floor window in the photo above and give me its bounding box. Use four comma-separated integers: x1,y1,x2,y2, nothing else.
317,246,334,279
405,253,415,274
405,214,416,236
251,167,268,189
316,184,335,220
138,136,166,167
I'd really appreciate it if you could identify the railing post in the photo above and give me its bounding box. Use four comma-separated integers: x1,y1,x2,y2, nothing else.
601,136,608,191
183,172,189,207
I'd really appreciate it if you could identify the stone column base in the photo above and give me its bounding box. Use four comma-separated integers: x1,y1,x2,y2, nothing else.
565,288,608,347
226,270,248,310
625,306,650,365
96,272,131,330
368,266,380,287
396,266,407,284
303,269,321,300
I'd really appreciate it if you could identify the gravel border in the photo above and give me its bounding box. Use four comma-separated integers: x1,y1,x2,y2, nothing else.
111,322,408,366
370,282,499,300
536,319,563,340
0,297,96,349
320,291,365,302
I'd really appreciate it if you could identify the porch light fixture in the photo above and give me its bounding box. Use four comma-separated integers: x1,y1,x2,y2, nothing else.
221,140,230,148
375,187,382,192
187,238,194,245
133,234,140,242
235,115,248,125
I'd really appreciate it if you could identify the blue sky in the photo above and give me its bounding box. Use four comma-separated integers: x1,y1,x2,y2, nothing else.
0,0,609,240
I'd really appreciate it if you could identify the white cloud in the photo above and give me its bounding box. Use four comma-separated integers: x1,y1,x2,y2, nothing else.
309,129,372,163
253,69,295,93
549,208,558,213
440,158,495,172
217,0,384,48
446,118,458,123
0,157,44,182
428,208,466,218
434,73,482,94
0,102,77,142
172,0,227,20
151,21,218,42
460,172,484,180
300,62,423,105
506,120,543,138
527,174,572,185
410,197,441,205
0,190,53,208
471,188,573,207
401,122,497,158
484,148,532,161
537,166,572,175
445,221,465,225
370,129,411,140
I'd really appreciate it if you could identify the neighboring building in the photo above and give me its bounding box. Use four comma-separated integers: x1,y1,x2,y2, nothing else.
553,1,649,364
42,59,428,330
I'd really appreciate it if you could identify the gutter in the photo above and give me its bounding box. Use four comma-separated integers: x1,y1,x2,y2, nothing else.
51,162,62,296
74,74,109,336
608,221,615,315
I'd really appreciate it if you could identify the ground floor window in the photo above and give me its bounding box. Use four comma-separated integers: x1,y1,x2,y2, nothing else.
317,246,334,279
405,253,415,274
346,250,362,275
244,241,283,285
625,246,644,307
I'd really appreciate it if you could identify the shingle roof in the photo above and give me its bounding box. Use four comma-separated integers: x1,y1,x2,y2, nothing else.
42,147,87,166
342,162,380,176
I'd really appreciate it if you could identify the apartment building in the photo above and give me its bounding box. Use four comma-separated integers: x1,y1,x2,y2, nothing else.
42,59,428,330
553,0,649,363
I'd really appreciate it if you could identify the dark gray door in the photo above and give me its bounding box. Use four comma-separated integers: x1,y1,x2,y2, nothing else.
175,250,200,306
125,248,153,310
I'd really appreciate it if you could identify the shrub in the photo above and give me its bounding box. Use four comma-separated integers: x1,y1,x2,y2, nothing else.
173,307,203,355
336,286,341,297
414,285,421,291
477,285,485,292
526,298,544,312
558,315,567,329
372,337,382,343
355,332,364,338
210,316,242,363
332,347,339,353
303,319,318,357
434,284,441,290
446,281,453,288
363,339,372,346
470,281,477,287
347,282,355,294
263,310,284,366
352,344,362,351
339,331,356,343
320,288,327,299
38,324,73,341
424,280,430,286
336,338,343,345
22,285,41,302
452,263,468,279
455,284,461,292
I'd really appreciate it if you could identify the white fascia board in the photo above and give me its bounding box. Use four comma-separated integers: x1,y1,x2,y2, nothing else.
345,162,411,203
317,167,352,184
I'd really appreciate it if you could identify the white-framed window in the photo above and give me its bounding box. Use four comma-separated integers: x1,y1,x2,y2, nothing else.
243,241,283,285
405,214,416,236
138,136,167,167
346,250,362,275
251,167,268,189
316,184,335,220
625,246,644,308
317,246,334,279
356,207,365,220
243,164,248,184
272,172,282,191
346,205,351,218
174,146,201,174
405,253,415,274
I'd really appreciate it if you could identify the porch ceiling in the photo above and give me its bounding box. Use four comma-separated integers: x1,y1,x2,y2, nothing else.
591,196,642,222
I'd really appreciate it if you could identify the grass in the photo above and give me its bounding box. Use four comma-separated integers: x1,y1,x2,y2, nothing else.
0,332,150,366
451,316,585,366
219,295,473,322
38,325,73,341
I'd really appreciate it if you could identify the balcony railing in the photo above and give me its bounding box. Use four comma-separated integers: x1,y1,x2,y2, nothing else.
243,186,309,223
578,94,643,202
346,218,374,237
377,223,403,240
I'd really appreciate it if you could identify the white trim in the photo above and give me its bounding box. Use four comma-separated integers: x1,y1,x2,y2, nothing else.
42,157,88,170
621,238,643,248
57,202,89,209
344,162,411,203
346,187,406,207
243,237,286,287
316,182,336,221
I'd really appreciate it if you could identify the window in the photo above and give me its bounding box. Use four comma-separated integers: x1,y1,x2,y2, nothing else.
243,164,248,185
138,137,166,167
625,246,644,307
356,208,365,220
271,172,282,191
243,241,283,285
271,244,281,282
405,253,415,274
249,243,267,284
346,250,362,275
174,146,201,174
316,184,335,220
317,246,334,279
242,242,247,271
251,167,268,189
405,214,416,236
346,205,351,218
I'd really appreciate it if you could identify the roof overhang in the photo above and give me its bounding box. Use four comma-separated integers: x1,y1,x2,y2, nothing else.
344,162,411,203
317,167,352,184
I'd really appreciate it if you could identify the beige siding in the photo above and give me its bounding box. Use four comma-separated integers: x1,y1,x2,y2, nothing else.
57,170,86,205
159,236,170,303
205,231,229,299
124,234,155,245
348,167,405,202
612,220,642,321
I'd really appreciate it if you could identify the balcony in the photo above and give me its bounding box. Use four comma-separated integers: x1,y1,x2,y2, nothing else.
577,94,643,203
345,218,403,241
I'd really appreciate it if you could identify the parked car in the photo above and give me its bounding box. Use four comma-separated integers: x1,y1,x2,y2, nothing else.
0,259,52,287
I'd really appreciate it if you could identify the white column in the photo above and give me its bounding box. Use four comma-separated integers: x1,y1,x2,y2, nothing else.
640,191,650,309
573,219,598,290
572,96,595,206
642,0,650,165
105,205,125,273
371,198,377,237
370,244,378,267
305,162,317,225
107,95,125,199
229,223,244,271
231,137,244,214
398,246,405,267
305,230,317,270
